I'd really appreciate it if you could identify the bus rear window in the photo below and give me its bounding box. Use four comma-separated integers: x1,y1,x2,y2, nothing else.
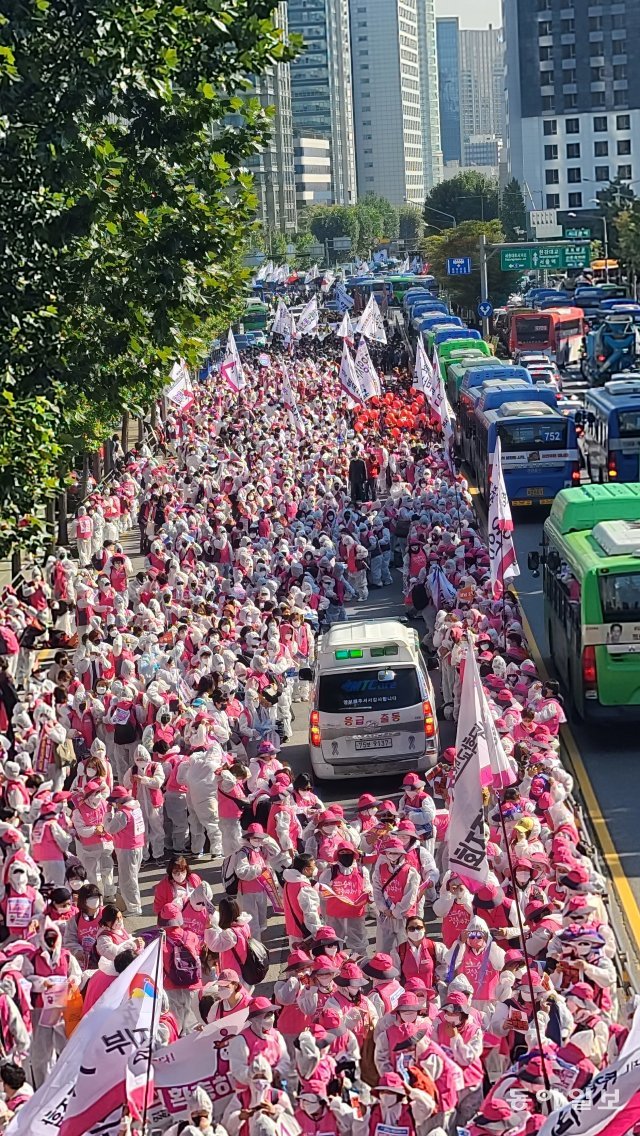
497,420,568,451
318,667,422,713
556,320,582,337
598,573,640,622
515,317,551,343
618,411,640,437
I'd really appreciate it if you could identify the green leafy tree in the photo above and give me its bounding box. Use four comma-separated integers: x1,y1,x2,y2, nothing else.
595,178,637,257
0,0,301,558
306,205,360,260
500,178,527,242
424,172,500,233
421,220,519,310
615,204,640,279
399,205,425,246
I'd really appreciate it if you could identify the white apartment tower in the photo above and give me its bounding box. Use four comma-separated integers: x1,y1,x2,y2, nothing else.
349,0,425,205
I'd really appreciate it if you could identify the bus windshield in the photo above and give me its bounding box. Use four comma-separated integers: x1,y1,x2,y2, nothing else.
498,419,568,451
515,315,551,343
618,411,640,436
598,572,640,622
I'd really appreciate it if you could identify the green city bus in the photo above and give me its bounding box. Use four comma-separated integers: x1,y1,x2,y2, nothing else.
445,353,501,406
435,336,492,373
243,299,269,332
538,484,640,720
386,274,436,304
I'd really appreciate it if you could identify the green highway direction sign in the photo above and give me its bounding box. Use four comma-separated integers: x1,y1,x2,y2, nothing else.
565,227,591,240
500,244,591,272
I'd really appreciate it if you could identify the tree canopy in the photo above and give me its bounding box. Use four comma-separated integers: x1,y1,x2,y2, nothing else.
300,194,400,259
0,0,301,559
499,178,527,242
424,172,500,233
421,220,520,310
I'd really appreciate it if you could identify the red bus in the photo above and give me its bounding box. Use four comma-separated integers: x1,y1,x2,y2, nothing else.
509,306,584,365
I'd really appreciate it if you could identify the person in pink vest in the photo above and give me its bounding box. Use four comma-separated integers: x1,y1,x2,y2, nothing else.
371,836,420,953
0,1064,34,1127
298,955,341,1021
0,854,44,941
202,967,252,1023
432,989,485,1125
294,1077,356,1134
443,916,506,1015
30,801,71,887
267,782,303,857
205,896,253,985
283,853,322,948
326,961,378,1050
433,871,474,947
216,761,249,858
319,841,372,955
122,744,165,864
160,902,202,1035
157,745,187,856
63,883,102,966
362,953,403,1020
353,1069,437,1136
71,778,115,899
227,995,292,1088
74,505,93,567
2,761,31,822
104,785,145,916
232,823,283,936
273,948,313,1058
153,855,202,916
24,919,82,1087
392,914,444,994
373,990,430,1074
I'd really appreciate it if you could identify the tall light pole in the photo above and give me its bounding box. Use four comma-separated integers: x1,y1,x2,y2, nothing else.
589,198,610,282
424,205,457,228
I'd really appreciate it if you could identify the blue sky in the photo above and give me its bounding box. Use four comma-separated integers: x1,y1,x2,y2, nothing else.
436,0,501,28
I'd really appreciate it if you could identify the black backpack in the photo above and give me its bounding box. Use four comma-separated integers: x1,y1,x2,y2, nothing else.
233,938,269,987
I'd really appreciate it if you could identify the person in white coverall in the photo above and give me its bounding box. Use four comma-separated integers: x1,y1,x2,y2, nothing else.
104,786,145,916
122,745,165,863
183,744,224,858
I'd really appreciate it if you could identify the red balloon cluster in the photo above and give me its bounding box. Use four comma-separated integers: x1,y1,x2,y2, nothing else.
353,389,427,440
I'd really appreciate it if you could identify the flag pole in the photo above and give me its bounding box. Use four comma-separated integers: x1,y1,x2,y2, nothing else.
141,931,165,1134
496,801,551,1097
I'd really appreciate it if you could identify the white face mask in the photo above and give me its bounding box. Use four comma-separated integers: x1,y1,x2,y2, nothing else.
443,1011,460,1023
386,855,403,866
249,839,263,849
87,794,102,809
407,929,424,942
217,984,233,999
69,879,83,892
520,990,533,1003
85,898,100,912
251,1078,271,1095
574,943,593,957
301,1099,320,1116
173,871,188,884
399,1010,417,1023
324,944,338,956
317,975,334,988
380,1094,400,1109
516,872,530,885
255,1014,274,1035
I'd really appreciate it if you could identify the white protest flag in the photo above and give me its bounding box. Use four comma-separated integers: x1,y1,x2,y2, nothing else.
356,293,387,344
400,255,410,272
335,280,355,311
354,338,382,400
539,1004,640,1136
281,371,306,437
446,640,492,886
165,360,195,411
137,1006,249,1129
430,347,446,428
478,666,518,790
296,294,319,337
413,334,434,396
304,262,319,283
219,328,245,394
7,940,162,1136
272,299,296,340
488,436,520,599
337,310,355,345
339,340,365,406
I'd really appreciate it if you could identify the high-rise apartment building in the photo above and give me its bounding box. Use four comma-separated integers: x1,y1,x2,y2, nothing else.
246,2,297,232
436,17,462,164
288,0,357,205
417,0,444,191
503,0,640,214
294,133,333,210
459,26,505,151
349,0,425,206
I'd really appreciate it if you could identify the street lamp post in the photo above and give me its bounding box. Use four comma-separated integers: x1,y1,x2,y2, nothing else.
424,205,457,228
588,199,609,282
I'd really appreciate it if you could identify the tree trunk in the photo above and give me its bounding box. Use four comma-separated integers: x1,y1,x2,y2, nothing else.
137,415,144,444
104,438,113,475
121,411,129,453
10,548,21,580
57,488,68,546
45,498,56,555
80,453,90,499
151,400,158,428
92,449,101,483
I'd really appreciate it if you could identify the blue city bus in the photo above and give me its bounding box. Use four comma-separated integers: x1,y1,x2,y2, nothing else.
468,384,558,469
459,378,536,461
472,401,580,506
457,363,530,426
410,301,454,322
582,377,640,483
403,287,442,314
345,277,393,313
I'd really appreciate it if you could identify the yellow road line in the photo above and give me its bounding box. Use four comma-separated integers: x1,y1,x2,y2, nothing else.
516,597,640,949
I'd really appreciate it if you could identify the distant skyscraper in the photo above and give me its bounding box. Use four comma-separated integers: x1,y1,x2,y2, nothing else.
246,2,297,232
288,0,357,205
436,17,462,164
294,132,333,209
349,0,425,206
503,0,640,215
459,26,505,153
417,0,444,190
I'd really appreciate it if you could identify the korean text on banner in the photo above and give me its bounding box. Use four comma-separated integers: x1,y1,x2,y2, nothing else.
446,641,492,886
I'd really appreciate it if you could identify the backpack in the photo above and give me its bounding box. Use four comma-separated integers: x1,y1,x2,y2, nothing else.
233,938,269,987
222,854,239,897
113,706,138,746
166,939,201,988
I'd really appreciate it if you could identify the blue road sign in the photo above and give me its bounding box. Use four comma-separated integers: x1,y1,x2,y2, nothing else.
447,257,472,276
477,300,494,319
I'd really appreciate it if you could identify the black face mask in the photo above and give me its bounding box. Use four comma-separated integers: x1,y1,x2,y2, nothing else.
44,934,58,948
338,853,355,868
